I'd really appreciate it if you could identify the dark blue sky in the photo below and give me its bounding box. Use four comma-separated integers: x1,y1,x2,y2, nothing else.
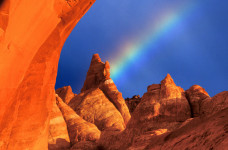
56,0,228,98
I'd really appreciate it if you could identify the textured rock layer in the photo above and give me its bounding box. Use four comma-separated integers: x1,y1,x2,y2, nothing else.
68,88,126,131
56,86,76,104
48,100,70,150
56,96,101,145
0,0,95,149
81,54,131,125
98,74,192,150
185,85,210,117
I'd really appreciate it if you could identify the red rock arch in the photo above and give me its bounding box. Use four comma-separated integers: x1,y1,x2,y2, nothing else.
0,0,96,149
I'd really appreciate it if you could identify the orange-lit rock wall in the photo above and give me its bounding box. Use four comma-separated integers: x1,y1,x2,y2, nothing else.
0,0,95,149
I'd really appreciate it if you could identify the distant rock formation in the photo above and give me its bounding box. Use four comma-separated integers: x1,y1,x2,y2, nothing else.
131,74,191,127
55,55,227,150
0,0,95,149
81,54,131,125
81,54,111,91
98,74,228,150
99,74,191,149
125,95,141,113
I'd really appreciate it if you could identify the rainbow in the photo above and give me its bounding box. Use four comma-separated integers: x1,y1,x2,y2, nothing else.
110,2,197,80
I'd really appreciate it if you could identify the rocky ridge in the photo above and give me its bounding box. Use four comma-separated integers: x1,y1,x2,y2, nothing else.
52,54,228,150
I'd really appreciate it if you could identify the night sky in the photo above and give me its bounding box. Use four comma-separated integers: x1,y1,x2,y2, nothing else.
56,0,228,98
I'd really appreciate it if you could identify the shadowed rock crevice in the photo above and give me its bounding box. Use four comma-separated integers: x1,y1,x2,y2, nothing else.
185,93,194,118
185,85,210,117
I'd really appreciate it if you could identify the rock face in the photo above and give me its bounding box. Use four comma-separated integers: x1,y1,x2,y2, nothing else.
68,88,125,131
125,95,141,113
56,96,101,145
129,108,228,150
131,74,191,126
98,74,192,150
70,141,98,150
48,100,70,150
81,54,131,125
0,0,95,149
185,85,210,117
97,74,228,150
200,91,228,116
186,86,228,117
81,54,111,91
56,86,77,104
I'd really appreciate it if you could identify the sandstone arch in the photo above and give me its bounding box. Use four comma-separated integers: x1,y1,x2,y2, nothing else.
0,0,96,149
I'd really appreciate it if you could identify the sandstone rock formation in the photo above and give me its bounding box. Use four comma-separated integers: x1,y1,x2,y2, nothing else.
97,74,228,150
0,0,95,149
81,54,111,91
48,99,70,150
70,141,98,150
200,91,228,116
129,108,228,150
1,0,227,149
81,54,131,125
68,88,126,131
185,85,210,117
56,86,77,104
125,95,141,113
56,96,101,145
98,74,192,149
132,74,191,126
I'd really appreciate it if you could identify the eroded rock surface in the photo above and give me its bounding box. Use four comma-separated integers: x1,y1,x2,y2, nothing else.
131,74,191,126
98,74,192,150
68,88,125,131
125,95,141,113
0,0,95,149
200,91,228,116
132,108,228,150
48,100,70,150
56,86,77,104
185,85,210,117
56,96,101,145
81,54,131,125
